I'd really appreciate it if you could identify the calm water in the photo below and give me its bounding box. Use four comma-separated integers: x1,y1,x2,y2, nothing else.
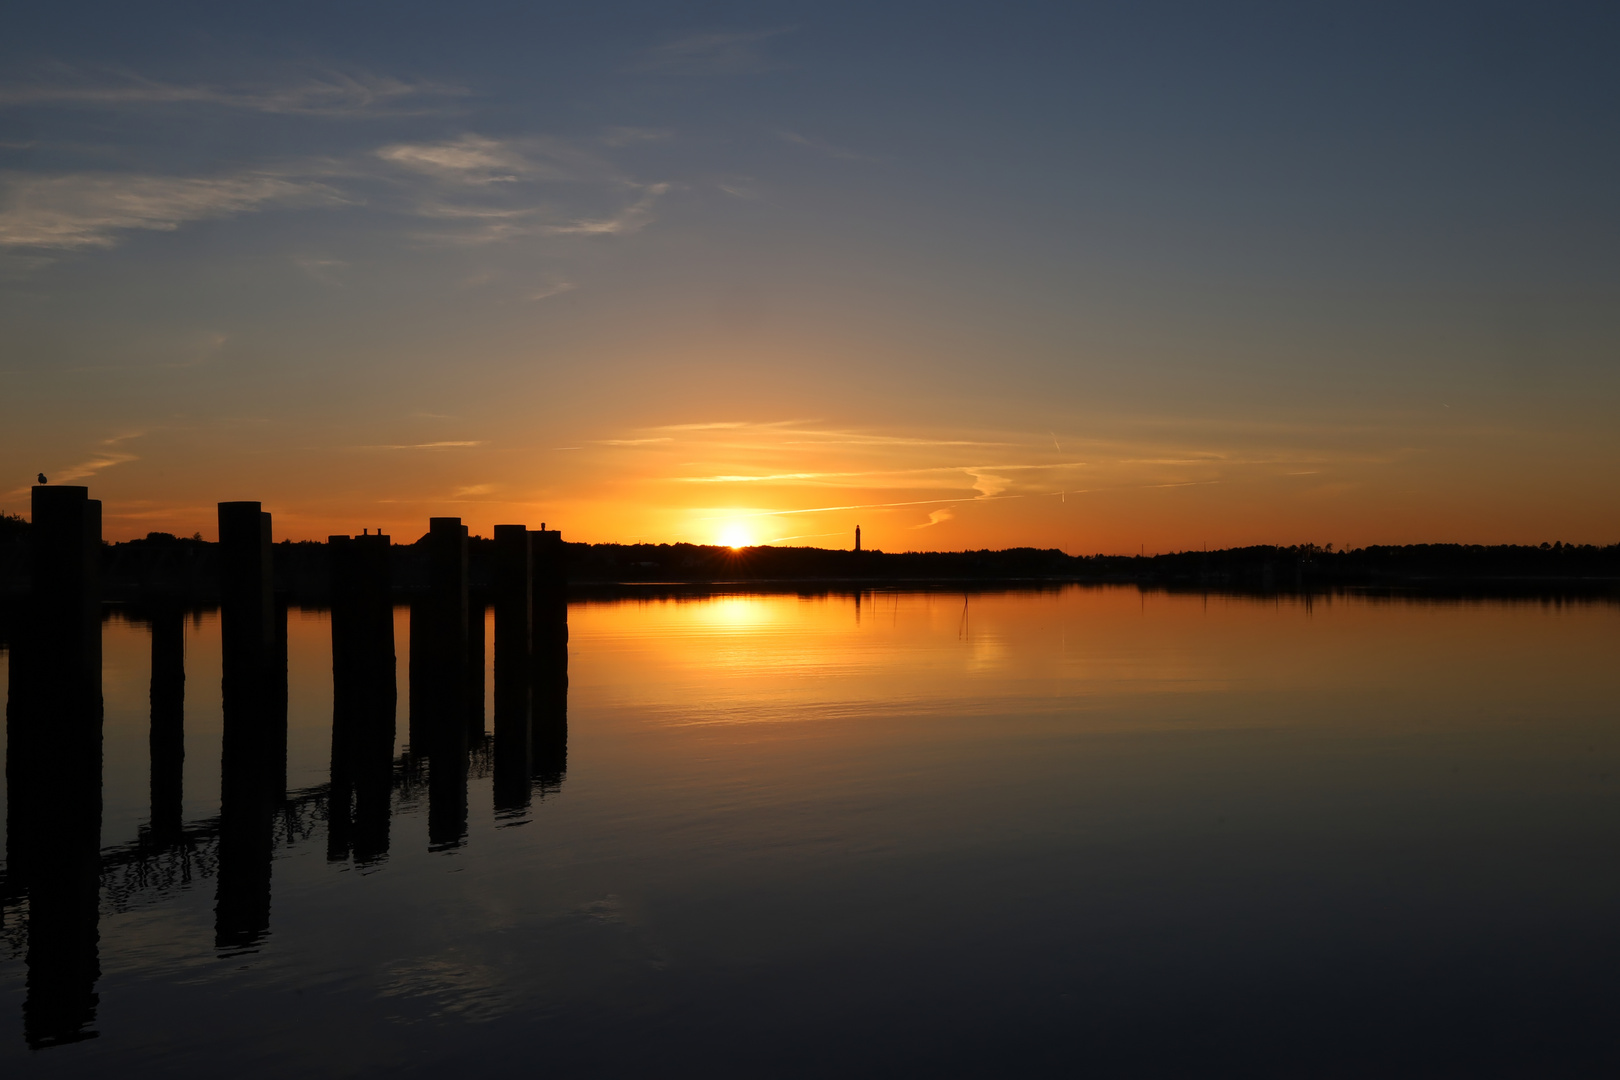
3,587,1620,1076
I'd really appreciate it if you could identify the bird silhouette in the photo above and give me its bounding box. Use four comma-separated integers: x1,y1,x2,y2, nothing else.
37,472,46,484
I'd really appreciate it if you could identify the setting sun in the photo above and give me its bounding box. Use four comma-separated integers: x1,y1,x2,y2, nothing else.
717,524,753,550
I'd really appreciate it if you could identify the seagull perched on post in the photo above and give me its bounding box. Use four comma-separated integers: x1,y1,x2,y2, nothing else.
37,473,46,484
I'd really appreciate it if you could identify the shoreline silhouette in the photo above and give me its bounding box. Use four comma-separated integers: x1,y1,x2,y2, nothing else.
3,514,1617,602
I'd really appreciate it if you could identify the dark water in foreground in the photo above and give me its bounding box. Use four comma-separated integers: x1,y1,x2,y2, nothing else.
3,588,1619,1076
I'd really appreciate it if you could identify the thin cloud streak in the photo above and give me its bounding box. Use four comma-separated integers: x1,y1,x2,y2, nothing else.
0,68,466,116
52,450,139,483
777,130,875,162
530,281,576,301
11,433,142,494
377,134,614,185
600,126,674,147
761,529,847,544
0,171,346,249
1,129,671,253
359,441,488,450
674,461,1089,484
545,183,668,236
630,29,795,76
695,494,1027,522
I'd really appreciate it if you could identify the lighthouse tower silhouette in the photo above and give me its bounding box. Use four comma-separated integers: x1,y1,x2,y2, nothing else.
855,526,861,553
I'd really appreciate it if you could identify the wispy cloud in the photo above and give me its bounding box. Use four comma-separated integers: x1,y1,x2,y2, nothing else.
654,421,754,432
54,449,139,482
452,483,495,497
674,461,1088,487
544,183,668,236
630,28,795,76
916,508,955,529
679,472,830,483
379,134,540,184
361,440,487,451
762,529,847,544
717,179,763,200
14,433,142,494
600,126,674,147
777,130,874,162
695,495,1025,522
777,431,1013,449
294,256,347,286
0,171,345,249
966,469,1011,498
378,134,619,186
376,134,669,245
0,67,466,117
0,132,675,254
530,281,576,301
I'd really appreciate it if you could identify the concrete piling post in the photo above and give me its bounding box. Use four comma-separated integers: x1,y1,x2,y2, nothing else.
214,502,285,953
530,527,568,792
7,485,104,1046
413,517,469,848
218,502,273,654
329,533,396,863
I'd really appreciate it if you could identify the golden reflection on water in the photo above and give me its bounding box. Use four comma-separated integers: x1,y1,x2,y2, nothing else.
72,587,1620,839
566,587,1618,734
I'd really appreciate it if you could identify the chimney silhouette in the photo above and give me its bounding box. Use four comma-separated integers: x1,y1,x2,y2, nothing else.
855,525,861,553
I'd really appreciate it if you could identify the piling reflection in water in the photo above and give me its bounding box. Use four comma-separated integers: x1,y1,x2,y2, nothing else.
146,605,186,849
468,596,487,741
215,502,287,954
532,640,568,793
328,534,395,864
5,486,103,1047
0,509,574,1049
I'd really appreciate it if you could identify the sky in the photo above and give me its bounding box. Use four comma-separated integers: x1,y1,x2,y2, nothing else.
2,1,1618,551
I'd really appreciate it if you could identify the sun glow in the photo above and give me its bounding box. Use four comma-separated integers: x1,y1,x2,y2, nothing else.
717,523,753,549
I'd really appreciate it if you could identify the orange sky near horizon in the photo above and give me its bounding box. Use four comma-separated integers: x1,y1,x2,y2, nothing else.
10,406,1617,553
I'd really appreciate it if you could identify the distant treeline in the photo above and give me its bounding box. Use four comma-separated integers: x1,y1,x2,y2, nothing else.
1,517,1617,601
569,540,1620,590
